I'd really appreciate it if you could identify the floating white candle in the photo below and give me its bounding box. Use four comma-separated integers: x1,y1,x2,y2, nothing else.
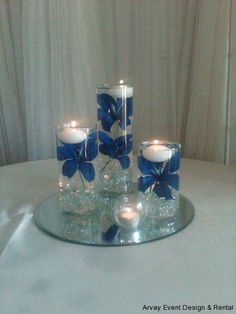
143,144,172,162
108,81,133,98
57,121,87,144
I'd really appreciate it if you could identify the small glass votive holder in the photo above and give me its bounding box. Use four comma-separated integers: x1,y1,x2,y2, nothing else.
113,192,148,229
56,121,98,216
137,140,181,218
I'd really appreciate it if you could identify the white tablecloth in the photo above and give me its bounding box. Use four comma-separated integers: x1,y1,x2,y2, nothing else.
0,159,236,314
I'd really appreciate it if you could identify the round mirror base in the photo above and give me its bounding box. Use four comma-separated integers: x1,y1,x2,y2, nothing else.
33,193,195,246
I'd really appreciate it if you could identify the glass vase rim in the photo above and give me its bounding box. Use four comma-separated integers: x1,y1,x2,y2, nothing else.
96,83,133,90
139,140,181,149
56,121,97,132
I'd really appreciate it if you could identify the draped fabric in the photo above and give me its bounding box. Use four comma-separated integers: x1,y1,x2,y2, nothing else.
0,0,27,164
0,0,235,166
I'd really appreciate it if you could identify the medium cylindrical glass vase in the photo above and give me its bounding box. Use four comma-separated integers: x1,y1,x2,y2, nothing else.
56,121,98,215
96,83,133,194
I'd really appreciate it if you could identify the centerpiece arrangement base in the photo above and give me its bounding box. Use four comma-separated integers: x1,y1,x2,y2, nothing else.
33,191,195,246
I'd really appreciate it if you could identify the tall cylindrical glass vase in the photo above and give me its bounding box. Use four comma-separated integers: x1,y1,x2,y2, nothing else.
96,83,133,194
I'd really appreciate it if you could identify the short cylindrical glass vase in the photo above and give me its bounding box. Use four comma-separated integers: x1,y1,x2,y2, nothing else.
137,140,181,218
56,121,98,215
96,83,133,194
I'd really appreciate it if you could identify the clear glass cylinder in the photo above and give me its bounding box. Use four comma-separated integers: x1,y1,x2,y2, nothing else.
56,121,98,215
96,83,133,194
137,140,181,218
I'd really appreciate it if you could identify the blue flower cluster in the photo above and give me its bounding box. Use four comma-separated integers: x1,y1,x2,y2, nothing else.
99,132,133,169
97,92,133,170
138,147,180,200
97,93,133,132
57,131,98,181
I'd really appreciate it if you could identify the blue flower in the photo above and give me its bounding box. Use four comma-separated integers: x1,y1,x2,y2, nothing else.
97,93,133,132
57,131,98,181
99,132,133,169
138,147,180,200
102,224,119,242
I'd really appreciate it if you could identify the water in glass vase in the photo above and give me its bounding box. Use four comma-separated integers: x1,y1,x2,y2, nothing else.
96,83,134,195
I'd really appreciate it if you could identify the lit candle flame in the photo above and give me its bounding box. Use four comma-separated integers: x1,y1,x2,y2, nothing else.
70,120,77,128
119,80,124,85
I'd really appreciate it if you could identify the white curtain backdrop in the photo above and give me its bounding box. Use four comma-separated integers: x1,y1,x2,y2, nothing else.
0,0,235,166
0,0,27,164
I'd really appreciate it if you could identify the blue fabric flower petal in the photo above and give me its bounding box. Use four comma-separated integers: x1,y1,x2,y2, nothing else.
114,98,122,114
126,97,133,116
116,97,133,130
62,159,78,178
61,142,85,159
126,135,133,155
99,143,113,157
57,146,71,161
118,118,126,130
102,224,119,242
87,130,97,142
100,112,115,132
97,107,105,121
138,175,156,192
117,114,131,130
116,97,133,116
166,174,179,190
79,161,95,182
164,150,180,174
117,155,130,169
138,155,163,176
170,150,180,173
138,156,152,175
115,99,124,129
97,93,115,112
153,181,173,200
114,135,133,156
98,131,113,145
97,106,115,132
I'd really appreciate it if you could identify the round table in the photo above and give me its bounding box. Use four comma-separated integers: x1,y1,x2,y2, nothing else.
0,159,235,314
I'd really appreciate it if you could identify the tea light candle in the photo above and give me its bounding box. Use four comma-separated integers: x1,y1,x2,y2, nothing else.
114,193,147,229
119,207,140,229
57,121,87,144
143,143,172,162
